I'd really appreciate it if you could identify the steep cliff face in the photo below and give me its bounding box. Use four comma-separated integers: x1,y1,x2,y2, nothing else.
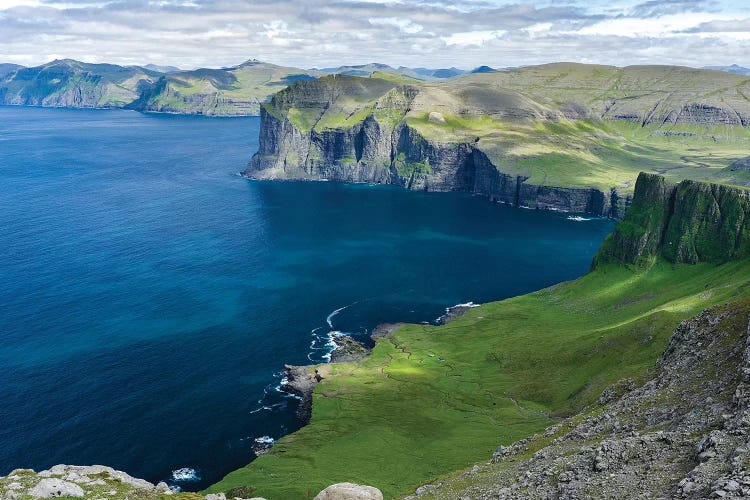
247,100,622,217
594,173,750,266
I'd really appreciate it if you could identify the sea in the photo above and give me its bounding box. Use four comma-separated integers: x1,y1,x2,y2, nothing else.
0,106,614,489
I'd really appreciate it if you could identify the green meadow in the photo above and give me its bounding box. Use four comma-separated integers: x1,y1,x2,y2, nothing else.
208,256,750,498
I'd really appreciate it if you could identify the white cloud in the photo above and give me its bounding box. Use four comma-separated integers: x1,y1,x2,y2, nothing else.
442,30,506,46
576,13,739,38
1,0,750,70
368,16,423,34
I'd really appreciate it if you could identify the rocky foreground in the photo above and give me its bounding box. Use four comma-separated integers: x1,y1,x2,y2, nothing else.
0,465,382,500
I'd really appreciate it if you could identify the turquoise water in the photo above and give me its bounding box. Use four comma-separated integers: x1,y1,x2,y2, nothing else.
0,106,614,489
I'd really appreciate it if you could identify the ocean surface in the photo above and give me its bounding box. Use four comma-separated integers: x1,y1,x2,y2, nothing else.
0,106,614,489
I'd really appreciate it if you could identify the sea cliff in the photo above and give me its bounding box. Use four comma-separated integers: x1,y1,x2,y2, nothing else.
594,172,750,266
243,66,750,216
246,101,624,217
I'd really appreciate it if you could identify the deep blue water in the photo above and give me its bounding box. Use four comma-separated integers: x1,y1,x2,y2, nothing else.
0,106,614,489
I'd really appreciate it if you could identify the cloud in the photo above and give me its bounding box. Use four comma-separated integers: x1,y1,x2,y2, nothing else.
0,0,749,69
368,16,423,34
442,30,505,46
629,0,718,18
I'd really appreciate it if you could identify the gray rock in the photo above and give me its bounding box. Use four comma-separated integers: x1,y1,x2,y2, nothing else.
28,478,84,498
281,364,322,423
314,483,383,500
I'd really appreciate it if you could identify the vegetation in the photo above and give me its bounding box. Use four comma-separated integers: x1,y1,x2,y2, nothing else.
208,253,750,498
205,172,750,498
264,64,750,195
140,61,322,115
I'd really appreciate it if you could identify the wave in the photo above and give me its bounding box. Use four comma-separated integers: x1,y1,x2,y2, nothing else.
567,216,593,222
254,435,274,446
452,301,480,309
171,467,200,482
326,301,359,328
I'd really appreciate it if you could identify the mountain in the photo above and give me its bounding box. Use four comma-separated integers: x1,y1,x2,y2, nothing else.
207,173,750,498
141,63,181,74
245,63,750,217
126,59,322,115
0,63,23,78
318,63,466,81
704,64,750,76
470,65,496,73
412,66,466,78
0,59,162,108
0,58,323,115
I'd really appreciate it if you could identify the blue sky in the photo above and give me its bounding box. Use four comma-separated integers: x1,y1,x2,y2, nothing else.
1,0,750,69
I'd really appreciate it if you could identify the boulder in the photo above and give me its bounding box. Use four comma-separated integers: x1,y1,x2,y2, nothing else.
428,111,446,124
28,478,84,498
314,483,383,500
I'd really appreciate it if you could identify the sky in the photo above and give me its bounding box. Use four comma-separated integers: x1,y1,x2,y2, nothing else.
1,0,750,70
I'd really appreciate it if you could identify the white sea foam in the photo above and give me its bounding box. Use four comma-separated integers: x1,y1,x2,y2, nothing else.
171,468,199,482
326,305,347,328
452,301,480,309
254,436,275,445
567,216,592,221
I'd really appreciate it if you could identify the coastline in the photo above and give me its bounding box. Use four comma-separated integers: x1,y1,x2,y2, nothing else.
276,302,478,427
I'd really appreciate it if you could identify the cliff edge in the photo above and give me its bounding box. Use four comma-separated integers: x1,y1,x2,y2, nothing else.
594,172,750,266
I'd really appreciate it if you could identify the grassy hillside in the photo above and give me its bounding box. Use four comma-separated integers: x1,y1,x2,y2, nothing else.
0,59,161,108
207,174,750,499
260,64,750,194
0,58,322,115
133,60,322,115
209,260,750,499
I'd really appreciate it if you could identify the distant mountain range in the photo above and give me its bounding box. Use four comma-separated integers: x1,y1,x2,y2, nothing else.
0,58,322,115
704,64,750,75
0,59,495,115
315,63,496,81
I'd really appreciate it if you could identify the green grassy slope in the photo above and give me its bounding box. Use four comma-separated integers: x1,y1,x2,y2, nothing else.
209,261,750,499
136,60,323,115
208,172,750,498
263,64,750,194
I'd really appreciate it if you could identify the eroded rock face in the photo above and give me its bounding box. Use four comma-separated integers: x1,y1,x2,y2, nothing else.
313,482,383,500
245,105,622,218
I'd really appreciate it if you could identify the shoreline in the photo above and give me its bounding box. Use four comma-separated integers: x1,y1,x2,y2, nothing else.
277,302,478,426
240,172,622,219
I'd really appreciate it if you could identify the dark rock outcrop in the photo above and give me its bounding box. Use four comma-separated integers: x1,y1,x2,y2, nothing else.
329,336,370,363
280,364,321,423
730,157,750,171
370,323,405,342
594,172,750,266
